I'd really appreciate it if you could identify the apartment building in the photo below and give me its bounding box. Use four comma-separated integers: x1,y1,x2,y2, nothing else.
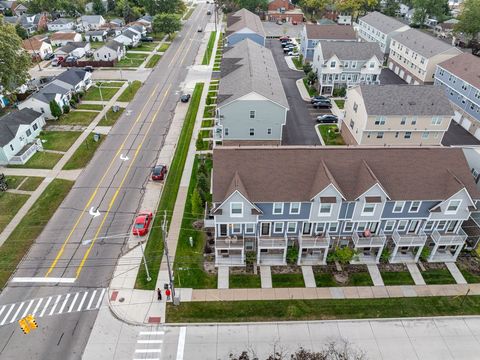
434,53,480,139
312,41,383,95
388,28,462,85
300,24,357,61
215,39,288,145
357,11,410,56
225,8,265,47
341,85,453,146
208,146,479,266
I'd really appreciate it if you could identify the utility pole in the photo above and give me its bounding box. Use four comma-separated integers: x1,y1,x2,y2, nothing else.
162,210,176,304
214,0,217,33
138,230,152,282
98,83,109,124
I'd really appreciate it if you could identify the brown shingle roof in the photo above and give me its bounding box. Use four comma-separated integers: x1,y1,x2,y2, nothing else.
212,147,480,203
438,53,480,90
226,8,265,37
22,38,43,51
50,32,79,41
304,24,356,40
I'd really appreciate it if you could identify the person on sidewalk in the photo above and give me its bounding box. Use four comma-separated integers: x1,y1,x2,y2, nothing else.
157,288,162,301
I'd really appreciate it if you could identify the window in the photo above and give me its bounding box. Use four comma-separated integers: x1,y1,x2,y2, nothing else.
369,62,375,68
32,123,38,131
249,110,255,119
374,116,385,125
447,220,458,232
384,220,396,232
397,220,408,231
26,129,31,137
267,128,272,135
344,222,354,232
290,202,301,214
350,119,355,129
357,222,367,231
411,117,417,125
431,116,442,125
249,128,254,136
230,203,243,217
404,132,412,139
422,131,429,139
329,222,338,232
362,203,376,215
273,202,284,215
400,117,406,125
446,199,461,214
436,220,447,231
351,61,357,69
376,132,384,139
245,223,255,234
395,132,399,138
315,222,326,234
423,221,435,231
232,224,242,234
409,201,421,213
224,128,229,136
330,61,336,68
287,222,297,233
274,222,284,233
353,102,358,112
9,144,14,151
393,201,405,213
319,203,332,216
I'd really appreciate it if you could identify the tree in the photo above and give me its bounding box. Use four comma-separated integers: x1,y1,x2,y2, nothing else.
454,0,480,42
303,62,312,76
383,0,400,16
15,24,28,39
152,13,181,35
107,0,115,11
336,0,379,17
306,70,317,85
300,0,327,19
411,0,449,25
0,18,31,95
142,0,184,15
196,173,209,195
236,0,268,12
50,100,63,119
122,2,142,23
191,188,203,217
92,0,105,14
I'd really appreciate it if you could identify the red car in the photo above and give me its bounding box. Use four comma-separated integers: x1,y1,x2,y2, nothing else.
152,164,167,181
132,212,153,236
279,36,290,41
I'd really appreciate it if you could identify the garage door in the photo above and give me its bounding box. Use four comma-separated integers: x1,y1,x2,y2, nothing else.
399,70,405,78
475,128,480,141
388,62,393,70
462,118,472,131
394,66,399,74
406,75,412,83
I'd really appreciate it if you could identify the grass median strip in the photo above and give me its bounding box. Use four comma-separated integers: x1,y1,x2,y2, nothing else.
135,83,205,290
18,177,44,191
146,54,162,68
62,133,105,170
98,107,124,126
167,296,480,323
0,179,73,289
83,87,120,101
202,31,216,65
117,80,142,102
57,111,98,126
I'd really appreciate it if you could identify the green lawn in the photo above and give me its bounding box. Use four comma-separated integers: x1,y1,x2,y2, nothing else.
62,133,105,170
292,56,303,70
334,99,345,109
115,53,148,68
56,111,98,126
201,120,214,127
83,86,121,101
18,177,44,191
303,78,318,97
381,271,415,286
229,274,261,288
202,31,216,65
158,43,170,52
203,105,215,119
76,104,104,111
145,54,162,68
39,131,81,152
0,179,73,288
461,269,480,283
314,273,337,287
0,192,30,233
88,41,105,49
8,151,62,169
345,272,373,286
167,296,480,323
117,80,142,102
136,83,205,290
422,269,457,285
134,42,160,52
98,107,124,126
272,273,305,288
95,81,125,88
318,125,346,145
4,176,26,189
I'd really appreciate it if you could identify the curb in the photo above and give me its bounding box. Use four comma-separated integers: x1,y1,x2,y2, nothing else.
295,78,311,102
315,124,326,145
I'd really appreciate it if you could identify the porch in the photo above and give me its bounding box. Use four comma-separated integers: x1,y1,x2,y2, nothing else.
297,233,330,265
257,234,287,265
215,237,245,267
427,229,467,263
351,232,387,264
389,230,427,264
8,141,41,165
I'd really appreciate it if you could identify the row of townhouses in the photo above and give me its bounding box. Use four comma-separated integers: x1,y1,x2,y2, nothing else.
207,147,480,267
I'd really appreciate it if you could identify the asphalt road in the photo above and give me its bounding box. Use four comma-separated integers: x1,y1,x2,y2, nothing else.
0,4,211,359
266,39,321,145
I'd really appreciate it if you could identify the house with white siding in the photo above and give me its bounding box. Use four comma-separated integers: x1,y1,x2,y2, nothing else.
47,18,76,31
93,40,126,61
18,83,71,119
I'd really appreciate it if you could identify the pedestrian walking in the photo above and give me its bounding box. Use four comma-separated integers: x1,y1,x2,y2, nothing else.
165,288,171,301
157,288,162,301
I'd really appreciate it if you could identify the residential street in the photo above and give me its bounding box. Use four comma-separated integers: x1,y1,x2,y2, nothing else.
0,4,210,359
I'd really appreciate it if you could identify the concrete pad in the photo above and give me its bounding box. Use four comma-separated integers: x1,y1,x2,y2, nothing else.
307,322,341,341
218,289,234,301
337,321,375,340
315,287,332,299
377,337,422,360
356,286,374,298
464,318,480,335
342,287,360,299
176,287,192,302
217,266,229,289
369,320,409,339
409,335,454,359
216,325,249,344
260,266,272,288
371,286,389,298
288,287,304,299
246,324,280,343
302,287,318,299
348,338,383,360
445,263,468,284
367,264,384,286
204,290,221,301
301,266,316,288
406,263,426,285
329,287,345,299
183,342,218,360
260,288,275,300
230,288,248,301
277,323,310,343
414,285,433,297
247,288,262,300
190,290,207,301
401,285,418,297
402,319,441,338
273,288,290,299
434,318,474,337
386,285,404,298
467,283,480,295
443,335,480,360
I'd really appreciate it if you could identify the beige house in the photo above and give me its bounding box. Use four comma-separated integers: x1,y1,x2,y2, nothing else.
341,85,453,146
388,29,462,85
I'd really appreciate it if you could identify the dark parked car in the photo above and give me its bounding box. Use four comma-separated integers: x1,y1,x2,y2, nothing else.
310,95,330,104
44,53,54,60
141,36,154,42
180,94,191,103
316,114,338,123
152,164,168,181
197,27,203,32
281,41,293,47
312,100,332,109
84,66,94,72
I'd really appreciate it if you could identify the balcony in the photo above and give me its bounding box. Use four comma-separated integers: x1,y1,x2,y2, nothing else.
392,230,427,247
430,229,467,246
258,233,287,248
299,233,330,248
215,236,245,249
352,232,386,247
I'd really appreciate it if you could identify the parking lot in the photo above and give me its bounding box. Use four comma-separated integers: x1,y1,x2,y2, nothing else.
267,38,324,145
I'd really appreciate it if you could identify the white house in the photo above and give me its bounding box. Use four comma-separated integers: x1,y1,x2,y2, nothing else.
127,24,147,37
22,36,53,60
93,40,126,61
49,31,82,47
55,42,91,59
18,83,71,119
114,29,140,47
78,15,106,31
0,108,46,165
85,30,107,42
47,18,75,31
52,69,93,93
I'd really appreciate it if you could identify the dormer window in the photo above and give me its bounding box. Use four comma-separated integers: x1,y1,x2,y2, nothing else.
445,200,461,214
319,203,332,216
362,203,376,215
409,201,421,213
230,202,243,217
273,202,284,215
330,61,336,68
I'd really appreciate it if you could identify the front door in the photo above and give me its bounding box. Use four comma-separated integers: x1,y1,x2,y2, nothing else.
219,224,227,237
302,222,312,235
408,220,419,234
261,222,271,236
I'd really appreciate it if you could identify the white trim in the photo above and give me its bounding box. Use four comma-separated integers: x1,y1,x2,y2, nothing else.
409,201,421,213
392,201,405,213
273,202,284,215
273,222,284,233
287,221,297,233
343,221,354,233
245,223,256,234
445,199,461,215
361,203,376,216
383,220,396,232
396,219,408,231
436,220,447,231
356,183,390,201
318,203,333,216
289,202,301,215
423,220,435,232
230,202,244,217
231,223,242,234
329,222,339,233
216,190,262,214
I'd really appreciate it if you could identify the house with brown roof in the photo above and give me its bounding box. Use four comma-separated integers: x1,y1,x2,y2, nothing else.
225,8,265,47
265,0,303,24
434,53,480,139
300,24,357,61
22,36,53,60
208,146,480,266
49,31,82,47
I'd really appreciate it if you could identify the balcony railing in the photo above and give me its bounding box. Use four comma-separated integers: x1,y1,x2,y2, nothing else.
9,142,40,165
392,230,427,246
215,236,245,249
431,229,467,246
299,233,330,248
352,231,386,247
258,233,287,248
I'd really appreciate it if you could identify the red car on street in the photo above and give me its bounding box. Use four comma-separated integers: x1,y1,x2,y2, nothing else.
151,164,168,181
132,212,153,236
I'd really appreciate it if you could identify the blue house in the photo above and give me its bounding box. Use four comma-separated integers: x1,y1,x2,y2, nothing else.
225,8,265,47
435,53,480,140
208,147,480,266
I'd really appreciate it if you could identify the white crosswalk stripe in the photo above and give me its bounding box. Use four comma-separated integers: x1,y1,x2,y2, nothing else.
0,288,107,327
134,327,166,360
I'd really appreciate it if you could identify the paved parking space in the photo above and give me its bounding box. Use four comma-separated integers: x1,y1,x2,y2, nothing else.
442,120,480,146
380,68,407,84
263,21,302,38
267,38,321,145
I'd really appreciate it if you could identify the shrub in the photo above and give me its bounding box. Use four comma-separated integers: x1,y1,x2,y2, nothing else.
196,173,209,194
206,93,212,105
286,245,299,265
191,187,203,218
63,105,70,114
420,247,431,262
328,246,356,265
49,100,62,119
380,247,391,263
245,252,256,266
333,87,347,97
303,62,312,75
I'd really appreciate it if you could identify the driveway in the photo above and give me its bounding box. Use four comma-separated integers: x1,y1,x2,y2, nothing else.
267,38,321,145
380,68,407,85
442,120,480,146
263,21,302,38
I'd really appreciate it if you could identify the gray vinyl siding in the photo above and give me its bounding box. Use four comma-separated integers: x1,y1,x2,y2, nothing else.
214,191,258,223
309,185,343,222
256,202,311,220
428,189,473,221
219,99,286,141
226,32,265,47
351,185,386,222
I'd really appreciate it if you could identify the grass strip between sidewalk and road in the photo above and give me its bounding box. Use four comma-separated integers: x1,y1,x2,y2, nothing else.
0,179,73,289
135,83,205,290
167,296,480,323
202,31,216,65
117,80,142,102
0,192,30,234
146,54,162,68
62,133,105,170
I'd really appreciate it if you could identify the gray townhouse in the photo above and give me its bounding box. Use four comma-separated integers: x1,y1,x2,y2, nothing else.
225,8,265,47
215,39,289,145
434,53,480,140
207,146,480,267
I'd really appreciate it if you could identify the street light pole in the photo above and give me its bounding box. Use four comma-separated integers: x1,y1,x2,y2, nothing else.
98,83,109,124
162,210,176,304
214,0,217,33
139,237,152,282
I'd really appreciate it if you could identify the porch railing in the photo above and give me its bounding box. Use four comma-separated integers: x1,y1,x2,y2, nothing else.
215,236,245,249
352,231,386,247
258,233,287,248
299,233,330,248
392,230,427,246
431,229,467,246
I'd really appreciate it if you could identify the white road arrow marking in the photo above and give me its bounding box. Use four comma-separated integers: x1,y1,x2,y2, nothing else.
120,154,129,161
89,207,100,217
